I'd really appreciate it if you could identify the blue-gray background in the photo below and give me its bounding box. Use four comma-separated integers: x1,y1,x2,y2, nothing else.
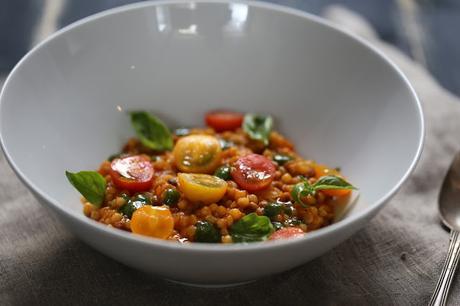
1,0,460,95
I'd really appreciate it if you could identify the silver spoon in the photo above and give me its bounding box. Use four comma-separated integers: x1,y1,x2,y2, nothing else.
429,152,460,306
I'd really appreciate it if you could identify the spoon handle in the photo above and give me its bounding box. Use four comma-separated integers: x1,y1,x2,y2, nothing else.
429,230,460,306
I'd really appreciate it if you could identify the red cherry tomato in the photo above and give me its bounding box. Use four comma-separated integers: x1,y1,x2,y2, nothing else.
269,227,304,240
205,111,244,132
231,154,276,192
109,155,154,192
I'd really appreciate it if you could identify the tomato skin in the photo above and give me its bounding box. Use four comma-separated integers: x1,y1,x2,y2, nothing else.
321,189,352,197
109,155,154,192
231,154,276,192
269,227,304,240
205,111,244,132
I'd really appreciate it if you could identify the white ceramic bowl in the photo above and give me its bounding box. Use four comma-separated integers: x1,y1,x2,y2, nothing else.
0,0,423,286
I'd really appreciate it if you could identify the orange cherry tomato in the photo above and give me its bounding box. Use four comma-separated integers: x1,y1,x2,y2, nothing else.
131,205,174,239
205,111,244,132
269,227,304,240
314,164,351,197
313,164,338,178
231,154,276,192
321,189,352,197
109,155,154,192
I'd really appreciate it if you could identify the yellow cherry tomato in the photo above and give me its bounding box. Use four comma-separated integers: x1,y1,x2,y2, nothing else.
131,205,174,239
313,164,351,197
173,135,222,174
177,173,227,204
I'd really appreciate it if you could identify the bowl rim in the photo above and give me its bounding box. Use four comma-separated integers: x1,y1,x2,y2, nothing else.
0,0,425,252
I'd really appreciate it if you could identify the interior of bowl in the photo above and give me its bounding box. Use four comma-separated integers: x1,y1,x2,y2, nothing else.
0,1,423,237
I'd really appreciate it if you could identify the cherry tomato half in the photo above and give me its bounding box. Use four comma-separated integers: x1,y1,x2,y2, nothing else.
173,135,222,174
177,173,227,204
109,155,154,192
205,111,244,132
131,205,174,239
231,154,276,192
269,227,304,240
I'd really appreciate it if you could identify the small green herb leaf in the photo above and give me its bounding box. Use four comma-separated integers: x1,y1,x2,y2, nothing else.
230,213,274,243
120,200,143,219
134,193,151,205
162,188,180,206
313,175,356,191
119,194,151,218
283,202,295,216
264,202,283,218
214,165,232,180
243,114,273,146
273,153,293,165
65,171,106,207
291,179,315,208
264,200,295,218
131,111,173,151
195,221,221,243
291,175,356,207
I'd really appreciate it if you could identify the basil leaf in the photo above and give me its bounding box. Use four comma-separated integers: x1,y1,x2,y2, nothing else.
119,199,143,219
195,221,221,243
162,188,180,206
283,202,295,216
214,165,232,181
230,213,274,242
264,200,295,218
134,193,152,205
130,111,173,151
313,175,356,191
243,114,273,146
291,180,315,207
264,202,284,218
65,171,106,207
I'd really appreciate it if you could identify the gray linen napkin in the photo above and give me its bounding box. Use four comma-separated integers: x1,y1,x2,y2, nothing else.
2,5,460,306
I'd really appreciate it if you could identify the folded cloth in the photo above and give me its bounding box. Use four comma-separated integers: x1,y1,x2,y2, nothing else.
2,5,460,306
